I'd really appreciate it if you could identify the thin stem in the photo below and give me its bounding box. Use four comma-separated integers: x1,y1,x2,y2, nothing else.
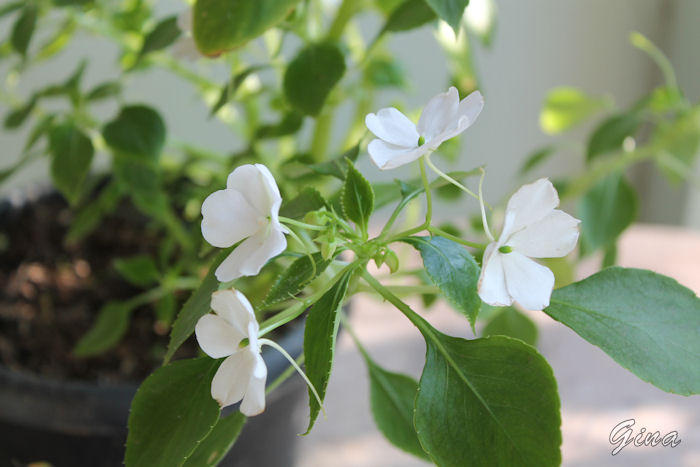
420,156,433,226
325,0,357,41
283,226,317,278
478,168,495,242
338,312,373,363
428,226,486,249
310,112,333,162
425,153,479,200
356,283,440,296
629,32,678,92
259,338,326,417
279,216,326,231
266,353,305,395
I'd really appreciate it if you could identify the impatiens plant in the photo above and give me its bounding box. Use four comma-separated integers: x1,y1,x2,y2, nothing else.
2,1,700,466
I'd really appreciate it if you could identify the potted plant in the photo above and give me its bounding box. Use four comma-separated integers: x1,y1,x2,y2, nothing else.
1,1,699,466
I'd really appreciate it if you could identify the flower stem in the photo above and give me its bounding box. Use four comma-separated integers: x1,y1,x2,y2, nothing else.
478,167,495,242
265,353,305,395
420,156,433,226
428,226,486,249
425,153,479,200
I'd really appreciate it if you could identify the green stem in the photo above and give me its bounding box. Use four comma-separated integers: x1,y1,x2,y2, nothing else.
420,156,433,226
356,283,440,296
279,216,325,231
325,0,357,41
266,353,304,395
427,226,486,249
125,277,200,309
425,153,479,200
310,112,333,162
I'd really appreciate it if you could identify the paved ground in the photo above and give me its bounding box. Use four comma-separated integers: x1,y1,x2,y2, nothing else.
295,225,700,467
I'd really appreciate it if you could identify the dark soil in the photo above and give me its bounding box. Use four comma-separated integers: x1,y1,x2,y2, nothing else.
0,189,197,383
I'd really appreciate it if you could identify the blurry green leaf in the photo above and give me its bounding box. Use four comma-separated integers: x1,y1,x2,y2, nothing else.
49,124,94,204
309,145,360,180
87,81,122,101
36,17,76,60
4,98,36,129
435,180,461,200
382,0,436,33
283,43,346,116
210,66,265,116
0,2,23,18
114,255,161,286
53,0,94,6
193,0,300,55
587,113,640,163
155,293,177,326
264,253,332,307
578,173,637,254
365,58,406,88
630,32,679,95
519,146,554,176
541,256,574,289
66,180,122,244
424,0,469,34
73,302,132,356
279,187,327,219
540,87,608,134
182,412,246,467
546,267,700,395
139,16,181,58
125,358,221,466
10,4,37,56
602,242,617,268
482,307,538,346
255,112,303,139
342,160,374,233
103,105,166,161
653,113,700,185
24,114,55,151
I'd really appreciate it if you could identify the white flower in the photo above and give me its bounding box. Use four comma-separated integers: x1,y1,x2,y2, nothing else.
172,9,201,61
195,289,267,415
478,178,580,310
365,87,484,170
201,164,287,282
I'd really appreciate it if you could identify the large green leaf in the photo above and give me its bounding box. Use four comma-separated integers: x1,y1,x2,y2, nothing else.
73,302,132,357
279,187,327,220
49,124,94,204
416,333,561,466
125,358,221,467
382,0,436,33
342,160,374,234
578,173,637,254
193,0,300,55
482,307,538,346
586,113,641,163
423,0,469,34
403,236,481,329
103,105,166,161
182,412,246,467
545,267,700,395
10,4,37,56
540,87,608,134
283,43,346,116
264,253,332,307
303,269,353,434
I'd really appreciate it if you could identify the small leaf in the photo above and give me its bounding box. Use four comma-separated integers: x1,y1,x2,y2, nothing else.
193,0,301,55
125,358,221,466
10,4,37,56
103,105,166,161
165,250,231,363
254,112,303,139
24,113,55,151
66,180,122,244
578,173,637,254
382,0,436,33
342,160,374,233
279,187,328,220
49,124,94,204
546,267,700,395
139,16,181,58
283,43,346,116
653,112,700,185
0,2,23,18
540,87,608,134
303,269,353,434
182,412,246,467
309,145,360,180
586,113,640,163
423,0,469,34
86,81,122,101
403,236,481,329
519,146,554,176
365,57,406,88
482,307,538,346
73,303,132,357
210,66,265,116
114,255,160,287
264,253,332,307
4,98,36,129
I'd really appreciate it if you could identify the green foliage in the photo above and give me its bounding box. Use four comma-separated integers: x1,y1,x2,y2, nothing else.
482,307,538,346
263,253,332,307
403,236,481,329
103,105,166,161
283,42,346,116
48,123,94,204
182,413,246,467
86,81,122,101
139,16,181,59
309,145,360,180
4,98,36,129
423,0,470,34
519,146,554,176
586,113,641,163
73,302,132,357
365,58,406,88
125,358,222,466
342,160,374,235
382,0,436,33
255,112,303,139
546,267,700,395
540,87,609,134
114,255,161,287
210,66,266,116
652,111,700,184
303,270,352,434
279,187,327,219
10,4,37,56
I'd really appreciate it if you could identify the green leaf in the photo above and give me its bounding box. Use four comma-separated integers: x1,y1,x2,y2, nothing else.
578,173,637,254
0,2,23,18
366,359,429,460
264,253,332,307
519,146,554,176
545,267,700,395
193,0,300,55
303,269,353,434
540,87,609,134
24,113,55,151
114,255,160,287
415,333,561,466
86,81,122,101
342,160,374,233
125,358,221,467
139,16,181,58
652,112,700,185
4,98,36,129
73,303,132,357
182,412,246,467
482,307,538,346
66,180,122,244
586,113,640,163
279,187,327,220
210,66,265,116
254,112,303,139
423,0,469,34
309,145,360,180
49,124,94,204
382,0,436,33
403,236,481,330
283,43,346,116
103,105,166,161
164,250,231,363
10,4,37,56
365,57,406,88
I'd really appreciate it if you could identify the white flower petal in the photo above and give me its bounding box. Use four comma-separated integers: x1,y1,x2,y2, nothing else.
210,289,256,337
211,350,257,408
226,164,282,216
365,108,419,147
508,210,581,258
215,227,287,281
195,314,243,358
367,139,429,170
240,357,267,416
417,86,460,142
501,178,559,241
502,251,555,311
201,189,260,248
478,243,512,307
435,90,485,143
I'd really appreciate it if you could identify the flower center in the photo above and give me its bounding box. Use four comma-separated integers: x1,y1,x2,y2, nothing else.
498,245,513,254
